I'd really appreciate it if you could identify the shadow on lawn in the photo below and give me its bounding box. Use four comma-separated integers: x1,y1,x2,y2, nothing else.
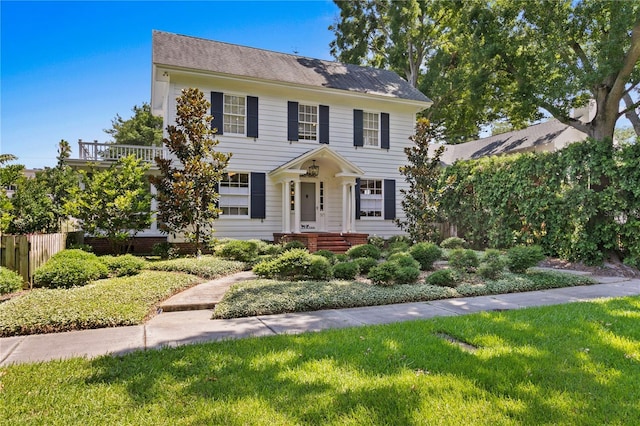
85,297,640,424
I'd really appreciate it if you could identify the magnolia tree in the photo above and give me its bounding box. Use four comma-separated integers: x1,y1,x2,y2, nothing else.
151,88,231,256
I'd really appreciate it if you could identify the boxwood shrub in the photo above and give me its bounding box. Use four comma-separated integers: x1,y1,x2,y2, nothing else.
425,269,457,287
0,267,24,295
448,249,480,273
388,252,421,270
477,249,506,279
347,244,381,260
395,266,420,284
100,254,145,277
409,242,443,270
332,261,360,280
354,257,378,274
507,245,545,273
217,240,259,262
253,249,331,281
367,261,400,286
33,249,108,288
440,237,467,249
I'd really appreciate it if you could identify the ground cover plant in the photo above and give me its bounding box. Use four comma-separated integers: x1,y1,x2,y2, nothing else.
0,271,200,336
213,271,593,319
145,255,246,279
3,295,639,425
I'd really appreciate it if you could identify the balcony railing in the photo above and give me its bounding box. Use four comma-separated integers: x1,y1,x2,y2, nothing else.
77,140,169,163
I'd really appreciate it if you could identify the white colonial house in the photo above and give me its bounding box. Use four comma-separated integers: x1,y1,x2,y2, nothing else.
72,31,432,253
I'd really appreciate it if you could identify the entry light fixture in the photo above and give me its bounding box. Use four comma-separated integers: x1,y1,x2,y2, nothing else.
305,160,319,178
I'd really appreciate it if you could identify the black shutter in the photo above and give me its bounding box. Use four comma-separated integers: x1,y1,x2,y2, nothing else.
353,109,363,147
381,113,390,149
214,181,220,209
247,96,259,138
355,178,361,220
250,172,266,219
287,101,299,141
384,179,396,220
211,92,224,135
319,105,329,144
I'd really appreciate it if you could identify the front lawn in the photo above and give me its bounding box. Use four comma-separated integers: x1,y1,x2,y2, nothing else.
213,271,594,318
3,296,639,425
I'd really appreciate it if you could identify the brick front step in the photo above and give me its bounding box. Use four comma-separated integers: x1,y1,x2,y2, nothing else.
274,232,368,254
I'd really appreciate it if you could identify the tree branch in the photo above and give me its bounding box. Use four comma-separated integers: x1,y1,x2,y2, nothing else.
609,20,640,107
621,92,640,135
538,99,591,134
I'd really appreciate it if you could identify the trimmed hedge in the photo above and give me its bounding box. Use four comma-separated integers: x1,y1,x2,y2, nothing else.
253,249,332,281
146,256,246,279
410,242,442,270
507,245,545,273
33,249,108,288
347,244,381,260
100,254,145,277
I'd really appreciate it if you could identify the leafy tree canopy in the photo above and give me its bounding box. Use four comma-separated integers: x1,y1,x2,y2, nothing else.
330,0,640,143
104,102,163,146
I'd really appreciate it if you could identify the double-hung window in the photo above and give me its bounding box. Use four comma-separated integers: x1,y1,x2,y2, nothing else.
219,172,249,216
363,112,379,147
298,104,318,141
223,95,246,135
359,179,383,217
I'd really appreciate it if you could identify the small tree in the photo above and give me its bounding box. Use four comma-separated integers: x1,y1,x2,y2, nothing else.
70,155,152,253
105,103,163,146
0,154,21,233
151,88,231,256
40,140,78,231
396,118,445,242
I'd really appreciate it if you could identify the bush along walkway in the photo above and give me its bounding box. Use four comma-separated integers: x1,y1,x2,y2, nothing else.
1,271,639,366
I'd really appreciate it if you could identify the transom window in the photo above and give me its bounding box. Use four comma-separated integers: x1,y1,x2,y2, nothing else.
298,104,318,140
219,172,249,216
224,95,246,134
360,179,382,217
363,112,379,147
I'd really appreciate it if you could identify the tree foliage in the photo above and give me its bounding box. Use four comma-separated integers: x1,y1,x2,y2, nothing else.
330,0,640,142
105,103,163,146
151,88,231,255
396,118,445,242
69,155,152,253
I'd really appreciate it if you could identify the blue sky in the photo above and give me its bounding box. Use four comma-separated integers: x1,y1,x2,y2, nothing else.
1,0,339,168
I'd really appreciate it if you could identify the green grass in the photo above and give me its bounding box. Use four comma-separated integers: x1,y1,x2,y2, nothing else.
0,271,200,336
2,296,639,425
145,255,247,278
213,271,594,319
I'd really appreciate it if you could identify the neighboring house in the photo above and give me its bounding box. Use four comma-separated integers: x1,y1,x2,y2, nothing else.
4,169,39,198
432,104,593,165
145,30,431,249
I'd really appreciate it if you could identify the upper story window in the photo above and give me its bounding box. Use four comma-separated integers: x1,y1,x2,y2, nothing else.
363,112,379,147
359,179,383,217
298,104,318,141
224,95,246,135
219,172,249,216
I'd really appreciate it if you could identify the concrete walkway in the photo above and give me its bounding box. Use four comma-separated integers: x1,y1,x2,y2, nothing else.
2,272,639,366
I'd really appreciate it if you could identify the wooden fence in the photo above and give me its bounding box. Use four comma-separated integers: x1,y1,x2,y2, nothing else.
0,233,67,286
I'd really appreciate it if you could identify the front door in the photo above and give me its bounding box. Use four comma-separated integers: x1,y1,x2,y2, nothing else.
301,182,316,230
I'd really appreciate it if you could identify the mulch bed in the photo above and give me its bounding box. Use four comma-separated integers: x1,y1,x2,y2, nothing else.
539,258,640,278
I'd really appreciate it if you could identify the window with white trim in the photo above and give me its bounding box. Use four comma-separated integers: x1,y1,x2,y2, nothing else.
223,95,246,134
298,104,318,140
360,179,382,217
219,172,249,216
363,112,379,147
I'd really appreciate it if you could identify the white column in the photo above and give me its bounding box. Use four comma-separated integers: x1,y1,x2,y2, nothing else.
341,182,348,233
350,182,357,233
285,181,291,233
150,182,158,233
281,182,287,233
294,179,301,233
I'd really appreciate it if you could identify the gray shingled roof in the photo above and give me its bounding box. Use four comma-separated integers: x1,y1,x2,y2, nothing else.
153,30,431,104
438,119,577,165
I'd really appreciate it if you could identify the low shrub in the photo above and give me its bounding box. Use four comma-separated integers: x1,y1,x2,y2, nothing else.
347,244,381,260
386,241,410,256
623,256,640,270
100,254,145,277
0,267,23,295
426,269,457,287
395,266,421,284
283,240,308,251
308,255,333,281
507,245,545,273
388,252,420,270
367,235,385,249
314,250,336,263
151,242,179,259
387,235,412,245
410,242,442,270
253,249,330,281
332,261,360,280
367,261,400,286
335,254,349,263
440,237,467,249
448,249,479,273
67,243,93,252
477,249,506,279
218,240,259,262
354,257,378,274
248,239,282,256
33,249,108,289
